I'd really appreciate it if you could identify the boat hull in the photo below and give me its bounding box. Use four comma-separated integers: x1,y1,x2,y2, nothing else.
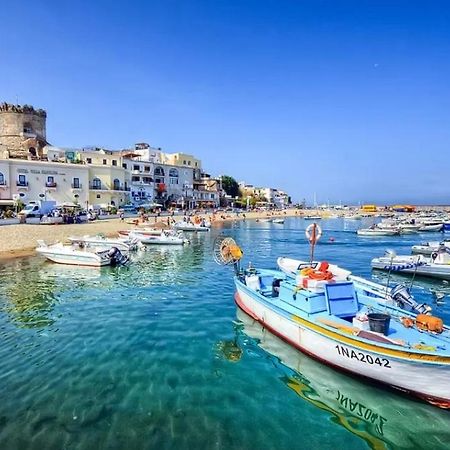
37,250,109,267
235,285,450,408
371,259,450,280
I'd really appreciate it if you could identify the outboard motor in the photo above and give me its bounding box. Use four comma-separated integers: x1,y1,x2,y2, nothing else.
390,284,432,315
107,247,129,266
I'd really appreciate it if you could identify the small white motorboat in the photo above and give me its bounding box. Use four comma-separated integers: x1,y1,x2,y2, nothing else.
372,248,450,280
173,220,210,232
357,227,399,236
418,223,443,232
129,230,189,245
118,228,163,237
68,235,140,252
412,240,450,256
272,218,285,224
36,240,129,267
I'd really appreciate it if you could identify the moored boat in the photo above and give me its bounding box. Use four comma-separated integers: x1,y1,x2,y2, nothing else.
372,248,450,280
272,218,285,224
412,240,450,256
36,240,129,267
129,230,189,245
357,227,399,236
173,220,210,232
214,233,450,408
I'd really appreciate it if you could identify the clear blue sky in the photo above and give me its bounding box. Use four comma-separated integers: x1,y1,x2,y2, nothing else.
2,0,450,204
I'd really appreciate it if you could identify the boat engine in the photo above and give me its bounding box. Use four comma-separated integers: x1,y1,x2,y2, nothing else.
107,247,129,266
390,284,432,315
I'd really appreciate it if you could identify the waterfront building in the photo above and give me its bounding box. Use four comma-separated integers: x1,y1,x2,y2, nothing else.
193,172,222,208
0,152,89,206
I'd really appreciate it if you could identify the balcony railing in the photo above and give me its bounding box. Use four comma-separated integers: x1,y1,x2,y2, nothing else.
16,181,28,187
71,183,82,189
89,182,130,191
45,182,57,188
0,181,6,186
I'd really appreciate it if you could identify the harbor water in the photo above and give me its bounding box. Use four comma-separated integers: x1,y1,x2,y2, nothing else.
0,217,450,450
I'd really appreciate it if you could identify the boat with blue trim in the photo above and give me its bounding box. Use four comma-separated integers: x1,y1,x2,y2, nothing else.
214,230,450,408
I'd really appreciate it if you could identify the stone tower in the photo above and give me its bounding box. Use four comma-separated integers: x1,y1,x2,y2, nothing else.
0,102,48,159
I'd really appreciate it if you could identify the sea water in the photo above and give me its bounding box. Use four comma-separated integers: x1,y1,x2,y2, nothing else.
0,217,449,450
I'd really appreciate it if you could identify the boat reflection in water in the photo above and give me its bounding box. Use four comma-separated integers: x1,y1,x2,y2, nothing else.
235,308,450,450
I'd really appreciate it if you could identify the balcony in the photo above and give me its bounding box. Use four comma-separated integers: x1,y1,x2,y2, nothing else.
45,182,57,188
89,183,103,190
71,183,82,190
112,185,130,191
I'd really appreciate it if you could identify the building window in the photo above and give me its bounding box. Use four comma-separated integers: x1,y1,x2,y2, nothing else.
87,158,92,164
122,163,127,169
113,179,120,190
112,160,117,166
72,177,80,188
23,123,33,134
133,165,140,171
0,172,4,185
46,176,56,187
155,177,164,184
92,178,101,189
103,159,107,165
132,176,140,182
154,166,165,176
18,174,27,186
144,166,150,172
143,177,153,184
188,161,191,166
183,160,187,165
96,194,101,199
169,168,179,185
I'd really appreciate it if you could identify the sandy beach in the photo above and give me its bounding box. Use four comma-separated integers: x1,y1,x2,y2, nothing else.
0,209,305,260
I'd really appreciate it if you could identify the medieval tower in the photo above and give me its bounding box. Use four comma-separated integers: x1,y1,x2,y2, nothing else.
0,103,48,159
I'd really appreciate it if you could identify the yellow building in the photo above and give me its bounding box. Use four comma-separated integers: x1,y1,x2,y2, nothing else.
77,148,130,207
162,152,201,170
361,204,377,213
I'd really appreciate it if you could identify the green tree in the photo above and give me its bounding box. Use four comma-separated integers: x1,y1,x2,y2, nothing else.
221,175,240,198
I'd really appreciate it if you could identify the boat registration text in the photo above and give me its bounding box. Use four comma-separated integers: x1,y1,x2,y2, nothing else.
335,345,391,368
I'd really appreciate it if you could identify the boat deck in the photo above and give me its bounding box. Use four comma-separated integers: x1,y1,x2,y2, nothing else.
238,270,450,353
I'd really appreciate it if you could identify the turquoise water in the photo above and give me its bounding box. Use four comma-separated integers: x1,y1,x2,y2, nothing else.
0,217,449,450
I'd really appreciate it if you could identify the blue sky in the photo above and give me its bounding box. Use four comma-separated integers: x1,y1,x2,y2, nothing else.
1,0,450,204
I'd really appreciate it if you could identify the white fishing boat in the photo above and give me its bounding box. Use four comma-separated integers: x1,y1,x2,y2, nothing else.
36,240,129,267
129,230,189,245
173,220,210,232
214,235,450,409
344,214,362,220
372,248,450,280
357,227,399,236
272,218,285,224
68,235,140,252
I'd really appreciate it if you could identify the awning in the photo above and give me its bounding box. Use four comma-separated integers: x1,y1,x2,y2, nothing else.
0,200,15,206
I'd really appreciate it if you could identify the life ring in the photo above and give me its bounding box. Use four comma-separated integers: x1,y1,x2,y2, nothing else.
305,223,322,243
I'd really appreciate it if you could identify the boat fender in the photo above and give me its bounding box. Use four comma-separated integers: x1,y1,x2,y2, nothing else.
416,314,444,333
431,252,438,260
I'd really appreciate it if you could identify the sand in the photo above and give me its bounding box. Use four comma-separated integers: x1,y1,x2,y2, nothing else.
0,209,307,260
